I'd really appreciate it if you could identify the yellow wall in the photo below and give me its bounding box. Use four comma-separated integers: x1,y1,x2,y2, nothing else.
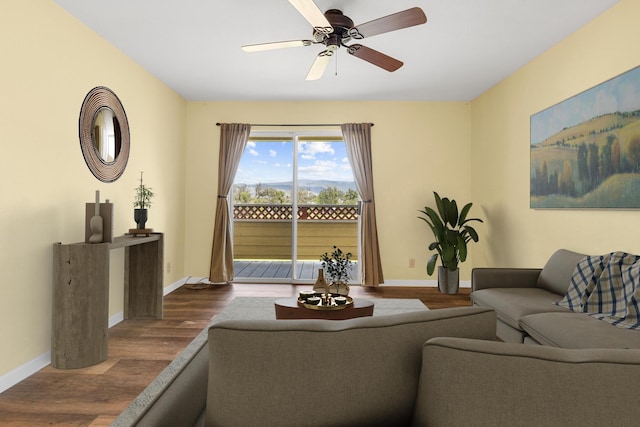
0,1,187,377
3,0,633,386
470,0,640,267
184,101,471,281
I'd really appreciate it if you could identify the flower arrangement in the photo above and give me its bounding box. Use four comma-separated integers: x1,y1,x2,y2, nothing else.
320,246,353,284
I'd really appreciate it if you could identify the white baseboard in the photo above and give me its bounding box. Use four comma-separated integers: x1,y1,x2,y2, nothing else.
0,277,188,394
382,279,471,288
0,351,51,394
109,312,124,328
108,277,186,326
164,277,188,294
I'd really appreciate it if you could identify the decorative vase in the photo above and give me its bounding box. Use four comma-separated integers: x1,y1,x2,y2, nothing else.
329,282,350,296
313,269,328,293
437,266,459,294
89,190,103,243
89,214,103,243
134,208,148,229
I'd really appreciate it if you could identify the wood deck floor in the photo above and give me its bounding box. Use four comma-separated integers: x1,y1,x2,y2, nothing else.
234,260,360,281
0,283,470,426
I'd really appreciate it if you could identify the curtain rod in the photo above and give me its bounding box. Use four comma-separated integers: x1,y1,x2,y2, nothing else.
215,123,373,127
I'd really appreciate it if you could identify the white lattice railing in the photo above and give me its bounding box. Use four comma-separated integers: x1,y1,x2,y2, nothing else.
233,204,358,221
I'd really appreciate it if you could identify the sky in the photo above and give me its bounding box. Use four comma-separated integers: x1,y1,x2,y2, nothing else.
234,139,354,184
530,65,640,145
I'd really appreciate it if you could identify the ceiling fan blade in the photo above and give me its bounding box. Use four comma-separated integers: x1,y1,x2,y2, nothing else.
349,7,427,39
347,44,403,72
306,47,336,80
241,40,313,52
289,0,333,34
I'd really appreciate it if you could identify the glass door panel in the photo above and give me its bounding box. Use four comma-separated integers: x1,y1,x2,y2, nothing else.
294,136,360,284
232,138,294,281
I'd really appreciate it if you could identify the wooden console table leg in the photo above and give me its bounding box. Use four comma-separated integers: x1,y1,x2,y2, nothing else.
124,235,163,319
52,243,109,369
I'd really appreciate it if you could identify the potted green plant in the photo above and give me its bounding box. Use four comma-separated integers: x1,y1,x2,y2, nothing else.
418,191,483,294
133,171,154,229
319,246,353,295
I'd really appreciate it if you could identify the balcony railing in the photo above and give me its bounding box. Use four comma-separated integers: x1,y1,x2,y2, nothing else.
233,204,358,261
233,204,359,221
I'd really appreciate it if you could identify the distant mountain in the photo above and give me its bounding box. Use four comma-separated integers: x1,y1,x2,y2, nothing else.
272,179,356,194
240,179,356,195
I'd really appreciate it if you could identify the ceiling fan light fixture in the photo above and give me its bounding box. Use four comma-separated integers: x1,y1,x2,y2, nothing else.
243,5,427,80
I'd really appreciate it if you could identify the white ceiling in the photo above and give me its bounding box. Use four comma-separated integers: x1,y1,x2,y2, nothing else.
54,0,619,102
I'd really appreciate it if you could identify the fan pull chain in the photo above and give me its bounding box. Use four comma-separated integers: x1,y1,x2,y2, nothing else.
335,50,338,77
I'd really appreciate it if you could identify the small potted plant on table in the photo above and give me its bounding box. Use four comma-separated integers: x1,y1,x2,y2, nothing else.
317,245,353,296
133,171,154,232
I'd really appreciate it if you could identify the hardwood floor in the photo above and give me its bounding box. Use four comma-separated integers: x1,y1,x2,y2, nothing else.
0,284,470,426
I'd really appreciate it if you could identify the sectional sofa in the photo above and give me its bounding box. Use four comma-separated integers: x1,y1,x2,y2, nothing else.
471,249,640,348
113,303,640,426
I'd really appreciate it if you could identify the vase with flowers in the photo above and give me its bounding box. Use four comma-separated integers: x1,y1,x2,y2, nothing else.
317,245,353,296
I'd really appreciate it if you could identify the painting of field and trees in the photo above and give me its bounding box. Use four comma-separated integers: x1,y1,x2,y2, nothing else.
530,65,640,208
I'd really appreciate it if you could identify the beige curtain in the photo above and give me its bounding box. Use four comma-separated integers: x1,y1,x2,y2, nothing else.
209,123,251,283
341,123,384,287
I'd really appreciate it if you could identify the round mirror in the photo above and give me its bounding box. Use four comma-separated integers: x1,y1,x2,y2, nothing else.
92,107,121,163
79,87,130,182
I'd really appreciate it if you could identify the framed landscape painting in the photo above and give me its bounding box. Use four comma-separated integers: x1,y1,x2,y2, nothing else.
530,65,640,208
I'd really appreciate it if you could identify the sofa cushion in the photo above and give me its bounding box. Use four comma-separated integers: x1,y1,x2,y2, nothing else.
495,318,528,343
520,312,640,348
536,249,586,295
413,337,640,427
471,287,570,330
206,307,496,427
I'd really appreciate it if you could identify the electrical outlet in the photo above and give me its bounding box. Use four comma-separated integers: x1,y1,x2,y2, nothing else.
409,258,416,268
166,262,171,273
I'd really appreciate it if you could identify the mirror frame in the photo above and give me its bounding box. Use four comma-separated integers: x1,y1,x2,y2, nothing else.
79,86,130,182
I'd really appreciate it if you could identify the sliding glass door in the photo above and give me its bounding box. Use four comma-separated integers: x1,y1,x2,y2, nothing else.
231,131,359,283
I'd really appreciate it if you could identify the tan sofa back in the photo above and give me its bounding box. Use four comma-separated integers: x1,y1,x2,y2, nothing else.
536,249,586,295
414,337,640,426
206,307,495,427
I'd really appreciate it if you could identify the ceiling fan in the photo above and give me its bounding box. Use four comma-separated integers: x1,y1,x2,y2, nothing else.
241,0,427,80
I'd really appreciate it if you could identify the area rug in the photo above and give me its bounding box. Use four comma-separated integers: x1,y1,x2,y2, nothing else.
213,296,428,323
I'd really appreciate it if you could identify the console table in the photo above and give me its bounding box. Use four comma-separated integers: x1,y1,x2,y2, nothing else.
51,233,163,369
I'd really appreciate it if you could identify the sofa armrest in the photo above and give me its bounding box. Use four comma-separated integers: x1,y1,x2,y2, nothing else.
111,329,209,427
471,267,541,291
413,337,640,427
